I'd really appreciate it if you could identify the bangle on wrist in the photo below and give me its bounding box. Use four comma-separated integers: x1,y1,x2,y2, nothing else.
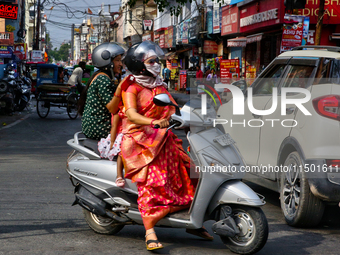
114,93,121,98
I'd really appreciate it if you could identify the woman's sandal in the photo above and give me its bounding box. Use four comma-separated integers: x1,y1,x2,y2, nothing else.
145,240,163,251
145,231,163,251
115,177,125,187
186,227,214,241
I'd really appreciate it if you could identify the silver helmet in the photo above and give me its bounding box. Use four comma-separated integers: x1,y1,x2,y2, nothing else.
92,42,126,68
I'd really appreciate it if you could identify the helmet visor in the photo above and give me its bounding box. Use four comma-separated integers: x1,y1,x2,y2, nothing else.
133,41,165,62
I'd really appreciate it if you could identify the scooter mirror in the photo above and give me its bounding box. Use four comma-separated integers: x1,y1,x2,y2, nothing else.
153,93,171,106
153,93,181,116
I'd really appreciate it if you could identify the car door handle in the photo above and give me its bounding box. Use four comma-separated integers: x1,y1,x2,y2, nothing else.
286,107,295,115
252,113,262,119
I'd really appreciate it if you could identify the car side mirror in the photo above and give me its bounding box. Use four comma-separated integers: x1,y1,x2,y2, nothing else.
153,93,181,116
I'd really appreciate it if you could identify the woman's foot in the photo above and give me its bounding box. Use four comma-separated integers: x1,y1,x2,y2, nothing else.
145,229,163,250
115,177,125,187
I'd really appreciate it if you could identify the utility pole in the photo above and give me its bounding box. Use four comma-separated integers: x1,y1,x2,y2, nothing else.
71,24,74,61
315,0,325,45
34,0,41,50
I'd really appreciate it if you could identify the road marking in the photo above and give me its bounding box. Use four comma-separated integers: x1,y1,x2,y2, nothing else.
0,113,32,130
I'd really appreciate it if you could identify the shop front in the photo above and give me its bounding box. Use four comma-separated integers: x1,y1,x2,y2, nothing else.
238,0,284,80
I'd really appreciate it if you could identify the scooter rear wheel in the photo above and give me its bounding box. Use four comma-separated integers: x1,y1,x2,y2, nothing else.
83,208,124,235
220,205,268,255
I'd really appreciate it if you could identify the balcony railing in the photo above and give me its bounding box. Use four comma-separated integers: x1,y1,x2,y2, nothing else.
0,32,14,45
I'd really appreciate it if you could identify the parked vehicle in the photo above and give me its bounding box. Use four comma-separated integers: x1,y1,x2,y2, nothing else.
0,68,15,114
27,63,60,95
12,78,30,112
217,45,340,227
66,94,268,255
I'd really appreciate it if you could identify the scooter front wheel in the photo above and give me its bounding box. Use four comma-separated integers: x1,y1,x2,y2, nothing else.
220,205,268,255
83,209,124,235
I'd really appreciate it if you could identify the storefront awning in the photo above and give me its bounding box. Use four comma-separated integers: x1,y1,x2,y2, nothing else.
227,37,247,47
246,33,263,44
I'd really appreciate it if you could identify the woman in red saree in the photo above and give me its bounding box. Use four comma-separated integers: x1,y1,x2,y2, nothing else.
120,42,212,250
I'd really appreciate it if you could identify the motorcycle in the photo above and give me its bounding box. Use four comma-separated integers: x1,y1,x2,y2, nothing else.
66,94,268,255
0,69,16,114
13,74,31,111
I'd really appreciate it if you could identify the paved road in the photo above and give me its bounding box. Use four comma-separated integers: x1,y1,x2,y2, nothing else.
1,104,340,255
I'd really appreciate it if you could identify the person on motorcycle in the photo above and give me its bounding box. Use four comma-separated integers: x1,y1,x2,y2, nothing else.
78,42,127,188
121,41,213,251
68,61,86,93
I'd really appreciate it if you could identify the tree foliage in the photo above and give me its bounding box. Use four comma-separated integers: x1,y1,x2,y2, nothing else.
48,43,71,62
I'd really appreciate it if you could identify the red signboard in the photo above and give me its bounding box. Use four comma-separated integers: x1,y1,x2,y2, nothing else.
203,40,218,54
221,5,239,36
0,3,18,20
281,14,304,51
298,2,340,24
179,70,187,89
220,59,240,84
239,0,282,33
88,53,92,60
159,33,165,48
13,43,27,60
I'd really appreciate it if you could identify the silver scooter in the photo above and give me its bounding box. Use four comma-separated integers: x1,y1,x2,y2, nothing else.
66,94,268,255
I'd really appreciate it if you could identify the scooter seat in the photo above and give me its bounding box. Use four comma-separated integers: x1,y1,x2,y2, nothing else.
83,138,100,155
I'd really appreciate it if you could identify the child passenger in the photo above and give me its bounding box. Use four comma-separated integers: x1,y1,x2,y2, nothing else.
98,112,125,187
97,74,135,187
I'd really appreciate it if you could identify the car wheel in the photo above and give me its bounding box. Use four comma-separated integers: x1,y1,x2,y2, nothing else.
280,151,325,227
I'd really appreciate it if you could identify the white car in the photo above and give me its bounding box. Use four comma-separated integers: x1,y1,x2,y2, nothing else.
217,46,340,227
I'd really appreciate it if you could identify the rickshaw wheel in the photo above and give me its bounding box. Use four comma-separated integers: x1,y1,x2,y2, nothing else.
67,93,78,119
37,100,50,118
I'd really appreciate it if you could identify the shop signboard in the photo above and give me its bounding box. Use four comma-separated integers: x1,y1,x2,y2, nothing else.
0,2,18,20
168,26,176,48
239,0,281,33
280,14,304,52
0,45,12,58
203,40,218,54
159,33,165,48
213,4,220,34
13,43,27,60
31,50,42,61
220,59,240,84
182,20,189,44
164,29,169,48
222,5,239,36
143,20,153,31
297,2,340,24
142,33,153,41
207,6,213,34
189,16,200,42
180,70,187,89
302,16,310,45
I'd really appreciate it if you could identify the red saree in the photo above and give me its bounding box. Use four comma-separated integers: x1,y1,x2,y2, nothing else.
120,83,195,230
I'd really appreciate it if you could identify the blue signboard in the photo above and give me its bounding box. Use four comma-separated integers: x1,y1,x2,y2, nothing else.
0,46,13,58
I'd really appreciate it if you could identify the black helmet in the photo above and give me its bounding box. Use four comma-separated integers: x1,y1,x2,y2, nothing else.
124,41,165,75
92,42,126,68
